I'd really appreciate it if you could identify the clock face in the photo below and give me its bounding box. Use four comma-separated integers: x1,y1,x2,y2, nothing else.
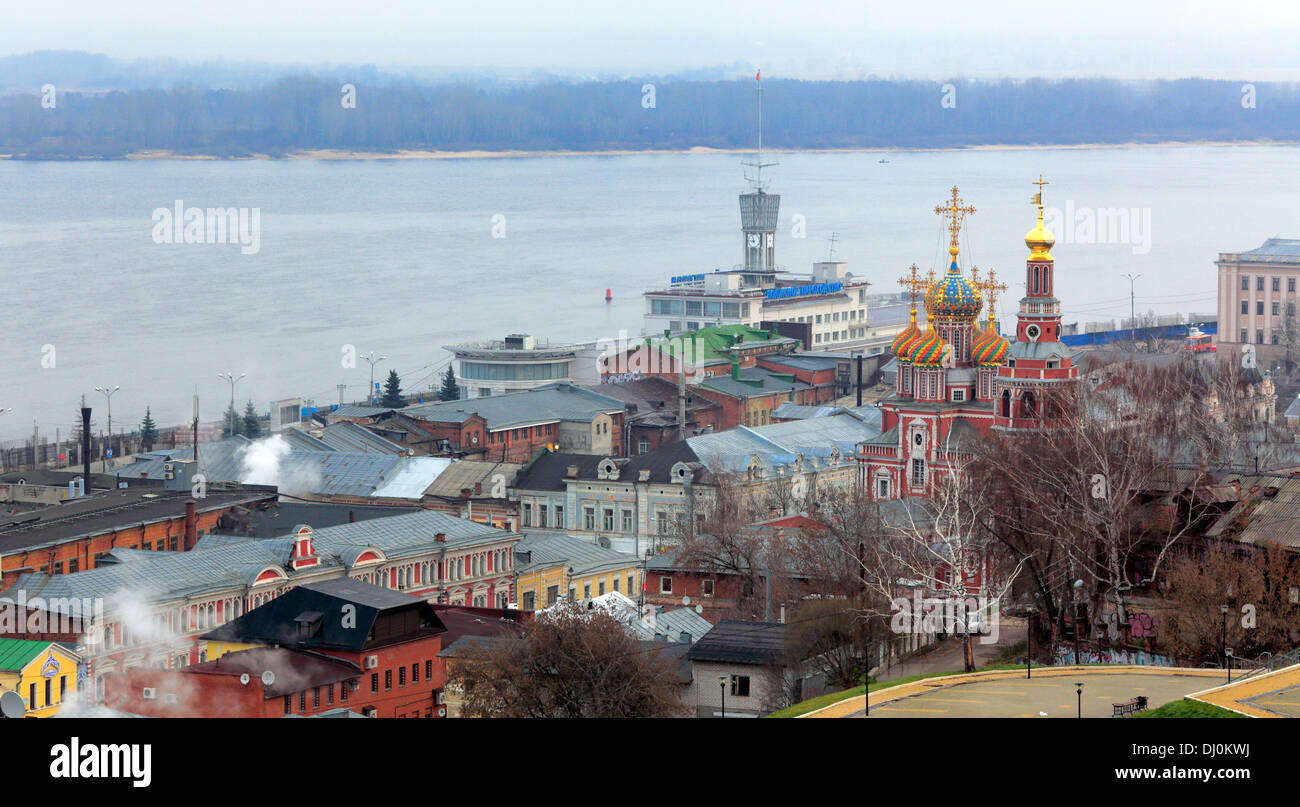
913,432,924,446
747,233,760,248
765,233,774,247
1025,324,1041,342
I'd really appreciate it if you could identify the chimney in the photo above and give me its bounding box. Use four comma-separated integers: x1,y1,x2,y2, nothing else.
679,631,692,643
348,510,356,523
81,406,92,495
434,532,446,543
184,499,198,551
565,465,579,477
474,482,482,495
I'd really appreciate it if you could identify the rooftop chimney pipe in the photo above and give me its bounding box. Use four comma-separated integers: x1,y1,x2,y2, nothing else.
81,407,92,496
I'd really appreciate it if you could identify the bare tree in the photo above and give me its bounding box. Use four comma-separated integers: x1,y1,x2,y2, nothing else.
447,602,687,718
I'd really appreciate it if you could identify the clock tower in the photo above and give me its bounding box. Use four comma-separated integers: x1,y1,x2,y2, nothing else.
993,176,1080,431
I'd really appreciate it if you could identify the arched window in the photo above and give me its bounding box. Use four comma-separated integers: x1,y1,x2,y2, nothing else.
1023,391,1038,419
1000,389,1011,418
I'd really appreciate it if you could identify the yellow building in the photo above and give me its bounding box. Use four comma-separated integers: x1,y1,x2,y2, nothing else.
514,533,643,611
0,640,82,717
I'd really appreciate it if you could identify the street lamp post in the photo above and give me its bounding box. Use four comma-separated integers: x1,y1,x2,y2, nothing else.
93,386,119,471
1220,604,1230,669
1122,273,1141,343
217,373,246,431
1075,682,1084,719
1025,606,1035,680
362,353,387,405
719,676,727,718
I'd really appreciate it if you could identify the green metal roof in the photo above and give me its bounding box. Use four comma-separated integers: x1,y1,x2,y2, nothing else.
0,639,53,672
659,325,793,365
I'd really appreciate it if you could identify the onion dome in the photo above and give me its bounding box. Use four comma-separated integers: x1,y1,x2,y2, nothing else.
891,308,922,358
971,320,1010,366
1025,203,1055,261
905,325,947,367
924,247,983,321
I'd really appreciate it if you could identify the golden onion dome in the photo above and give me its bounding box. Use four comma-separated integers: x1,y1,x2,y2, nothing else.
1025,203,1055,261
924,248,983,321
971,321,1010,366
891,308,922,358
905,325,947,367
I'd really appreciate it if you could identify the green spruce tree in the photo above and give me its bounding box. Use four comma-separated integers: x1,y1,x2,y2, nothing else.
381,369,406,408
140,406,158,451
439,366,461,401
223,403,242,437
242,400,261,438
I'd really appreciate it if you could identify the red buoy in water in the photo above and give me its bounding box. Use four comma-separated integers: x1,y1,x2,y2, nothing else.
605,288,612,302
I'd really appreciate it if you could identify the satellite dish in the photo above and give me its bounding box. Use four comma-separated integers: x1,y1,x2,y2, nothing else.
261,670,275,686
682,595,691,606
0,690,25,718
239,673,250,686
695,605,704,614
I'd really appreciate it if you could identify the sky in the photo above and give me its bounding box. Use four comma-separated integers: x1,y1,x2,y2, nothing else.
7,0,1300,80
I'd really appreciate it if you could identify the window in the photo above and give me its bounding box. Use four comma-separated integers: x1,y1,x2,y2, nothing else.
598,580,606,595
583,583,591,599
1242,276,1250,290
621,509,633,532
1257,330,1265,344
523,591,536,610
661,577,673,594
583,507,595,531
911,458,926,486
613,577,620,592
878,477,889,498
300,691,306,711
638,437,651,454
657,511,670,535
702,579,715,596
1291,278,1297,292
313,687,320,708
425,660,433,680
546,585,559,606
1274,277,1281,292
1274,302,1281,317
1258,301,1265,315
1290,303,1296,318
628,574,635,594
522,506,532,527
327,684,334,705
29,683,36,710
537,505,548,528
554,505,563,527
602,509,614,531
1273,333,1280,344
371,673,378,693
59,676,66,702
1241,329,1249,343
385,670,392,691
731,675,751,697
951,389,965,402
1258,276,1266,291
284,695,293,715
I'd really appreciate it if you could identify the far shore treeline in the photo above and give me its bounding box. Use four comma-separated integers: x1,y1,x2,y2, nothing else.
3,76,1299,158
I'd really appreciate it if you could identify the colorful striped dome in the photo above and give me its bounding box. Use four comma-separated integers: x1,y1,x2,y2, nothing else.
905,325,947,367
891,308,922,359
925,249,983,322
971,322,1010,366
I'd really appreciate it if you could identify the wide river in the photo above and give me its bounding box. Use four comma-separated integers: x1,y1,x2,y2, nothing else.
2,144,1297,439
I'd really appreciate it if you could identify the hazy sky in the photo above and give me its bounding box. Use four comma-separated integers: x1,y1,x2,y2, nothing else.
7,0,1300,79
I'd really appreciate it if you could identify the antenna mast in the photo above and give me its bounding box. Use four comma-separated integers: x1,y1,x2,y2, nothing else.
742,70,778,190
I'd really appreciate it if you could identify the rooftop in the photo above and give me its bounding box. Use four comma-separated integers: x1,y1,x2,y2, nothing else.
186,646,361,698
0,486,276,555
401,382,624,430
687,620,788,666
514,533,640,576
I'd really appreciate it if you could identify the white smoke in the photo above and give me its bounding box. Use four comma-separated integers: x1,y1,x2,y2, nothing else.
237,434,322,495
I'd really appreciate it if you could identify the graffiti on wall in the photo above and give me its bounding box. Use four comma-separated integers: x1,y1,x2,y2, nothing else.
1052,646,1175,667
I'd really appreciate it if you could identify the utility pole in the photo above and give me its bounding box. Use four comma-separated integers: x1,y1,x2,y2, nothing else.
1122,273,1141,344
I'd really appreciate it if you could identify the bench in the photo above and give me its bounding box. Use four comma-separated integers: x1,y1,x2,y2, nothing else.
1112,696,1149,717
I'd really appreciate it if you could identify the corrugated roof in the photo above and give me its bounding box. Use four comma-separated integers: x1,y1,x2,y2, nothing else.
0,639,55,672
515,533,640,576
687,412,876,473
1240,238,1300,258
401,382,624,430
317,422,408,455
687,620,787,666
424,460,523,499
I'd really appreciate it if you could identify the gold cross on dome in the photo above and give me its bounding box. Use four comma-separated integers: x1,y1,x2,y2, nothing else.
1032,174,1049,206
977,267,1009,313
935,185,975,251
897,263,926,305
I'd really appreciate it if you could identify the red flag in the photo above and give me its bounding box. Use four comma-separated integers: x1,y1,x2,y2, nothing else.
756,70,760,81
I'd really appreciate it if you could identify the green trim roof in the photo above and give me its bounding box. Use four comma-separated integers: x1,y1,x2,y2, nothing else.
0,639,54,672
658,325,795,365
